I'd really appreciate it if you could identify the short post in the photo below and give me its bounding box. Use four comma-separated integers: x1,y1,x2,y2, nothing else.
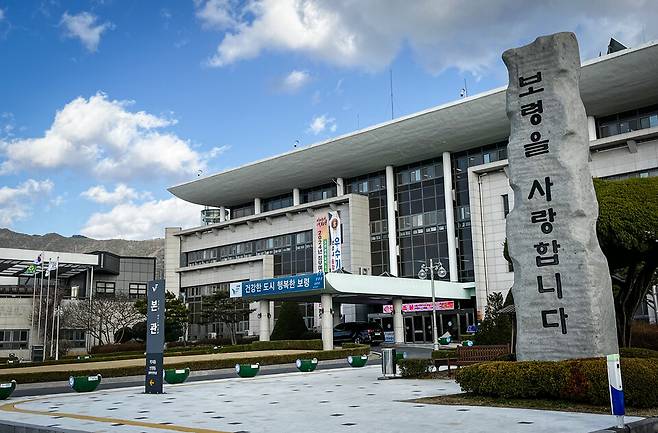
258,300,270,342
606,353,624,429
320,294,333,350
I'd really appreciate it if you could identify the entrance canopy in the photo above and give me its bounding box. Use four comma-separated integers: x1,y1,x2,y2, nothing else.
0,248,98,279
229,272,475,304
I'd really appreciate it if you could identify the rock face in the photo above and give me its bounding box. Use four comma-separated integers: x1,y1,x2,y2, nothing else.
503,33,618,361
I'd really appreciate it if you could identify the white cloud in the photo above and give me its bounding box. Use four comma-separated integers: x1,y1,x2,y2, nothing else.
0,179,54,226
0,92,212,181
278,69,311,92
194,0,235,30
80,197,201,240
81,184,152,205
203,0,658,75
60,11,113,52
307,114,336,135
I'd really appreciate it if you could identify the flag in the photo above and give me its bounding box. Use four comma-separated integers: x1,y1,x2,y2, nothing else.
34,253,43,265
26,264,37,274
47,260,56,273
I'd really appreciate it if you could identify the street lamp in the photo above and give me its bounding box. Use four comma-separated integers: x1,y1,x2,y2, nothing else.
418,259,447,351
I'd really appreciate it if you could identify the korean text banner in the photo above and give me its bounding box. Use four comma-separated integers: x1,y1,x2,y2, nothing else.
315,215,329,273
229,273,324,299
328,211,342,272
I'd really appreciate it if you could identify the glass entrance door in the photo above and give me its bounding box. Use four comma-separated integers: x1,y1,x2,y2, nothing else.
413,315,425,343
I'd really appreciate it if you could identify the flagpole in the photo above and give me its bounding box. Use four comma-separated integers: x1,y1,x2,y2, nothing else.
50,257,59,358
29,271,37,352
43,259,52,361
37,255,44,348
55,306,61,361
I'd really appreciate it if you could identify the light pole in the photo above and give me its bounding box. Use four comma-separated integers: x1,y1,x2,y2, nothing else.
418,259,447,351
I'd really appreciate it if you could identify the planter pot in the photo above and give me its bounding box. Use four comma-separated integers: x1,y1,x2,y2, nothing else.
164,368,190,384
235,363,260,378
462,340,474,347
395,352,408,363
439,337,451,345
347,355,368,368
69,374,102,392
296,358,318,372
76,355,93,361
0,380,16,400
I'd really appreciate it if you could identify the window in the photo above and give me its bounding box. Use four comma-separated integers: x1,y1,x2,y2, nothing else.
231,202,255,219
96,281,115,296
502,194,510,218
60,329,86,348
597,104,658,139
129,283,147,299
262,193,294,212
0,329,29,349
300,183,337,204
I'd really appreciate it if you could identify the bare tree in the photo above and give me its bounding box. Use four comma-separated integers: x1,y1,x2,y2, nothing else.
61,295,143,346
201,290,254,345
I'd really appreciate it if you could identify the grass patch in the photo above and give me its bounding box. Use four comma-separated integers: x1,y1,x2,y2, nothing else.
413,393,658,417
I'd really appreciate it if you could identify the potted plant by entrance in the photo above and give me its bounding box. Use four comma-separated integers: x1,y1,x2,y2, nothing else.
235,363,260,378
347,355,368,367
69,374,102,392
0,380,16,400
164,368,190,384
296,358,318,372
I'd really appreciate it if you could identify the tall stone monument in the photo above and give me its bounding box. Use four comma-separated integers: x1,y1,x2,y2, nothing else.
503,33,618,361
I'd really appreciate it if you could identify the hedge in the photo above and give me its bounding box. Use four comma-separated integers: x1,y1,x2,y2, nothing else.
398,359,435,378
455,357,658,408
619,347,658,359
0,340,325,370
431,349,457,360
0,345,369,384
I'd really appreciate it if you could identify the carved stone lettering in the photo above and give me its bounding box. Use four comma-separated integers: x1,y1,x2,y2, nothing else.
503,32,618,361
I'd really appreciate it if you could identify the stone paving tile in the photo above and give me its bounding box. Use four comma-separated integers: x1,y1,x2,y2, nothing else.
0,366,640,433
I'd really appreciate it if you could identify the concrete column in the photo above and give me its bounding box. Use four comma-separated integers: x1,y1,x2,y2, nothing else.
269,301,275,332
321,294,334,350
293,188,301,206
442,152,459,282
385,165,398,276
333,302,342,326
336,177,345,196
587,115,597,141
393,298,404,343
254,198,261,215
259,300,270,341
219,206,226,223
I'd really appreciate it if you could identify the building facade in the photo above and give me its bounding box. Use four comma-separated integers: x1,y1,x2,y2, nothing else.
166,41,658,343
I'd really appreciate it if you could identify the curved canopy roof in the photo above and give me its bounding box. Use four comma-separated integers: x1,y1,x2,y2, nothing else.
170,41,658,208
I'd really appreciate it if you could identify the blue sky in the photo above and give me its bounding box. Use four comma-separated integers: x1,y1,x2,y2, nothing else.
1,0,657,239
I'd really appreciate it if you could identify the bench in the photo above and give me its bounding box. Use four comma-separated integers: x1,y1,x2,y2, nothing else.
434,344,511,376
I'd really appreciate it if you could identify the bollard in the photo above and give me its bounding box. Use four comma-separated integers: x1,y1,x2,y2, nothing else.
296,358,318,372
347,355,368,368
236,363,260,378
69,374,102,392
164,368,190,384
607,354,625,429
0,380,16,400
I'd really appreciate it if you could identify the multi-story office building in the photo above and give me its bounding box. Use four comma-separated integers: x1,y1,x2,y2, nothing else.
0,248,156,360
166,40,658,346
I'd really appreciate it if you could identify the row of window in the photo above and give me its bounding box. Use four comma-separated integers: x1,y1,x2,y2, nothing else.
96,281,147,298
597,104,658,139
0,329,29,349
184,231,314,267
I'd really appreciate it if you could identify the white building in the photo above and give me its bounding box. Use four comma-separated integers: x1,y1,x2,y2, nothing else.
166,40,658,348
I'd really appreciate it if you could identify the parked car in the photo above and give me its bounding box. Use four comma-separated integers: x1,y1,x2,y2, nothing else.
333,322,385,345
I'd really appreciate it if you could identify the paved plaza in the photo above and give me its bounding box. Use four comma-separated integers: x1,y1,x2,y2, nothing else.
0,365,635,433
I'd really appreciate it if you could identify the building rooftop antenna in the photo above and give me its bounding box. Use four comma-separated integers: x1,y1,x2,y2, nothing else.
460,78,469,98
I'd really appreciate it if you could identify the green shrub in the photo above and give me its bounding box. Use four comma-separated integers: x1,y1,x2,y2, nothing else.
474,292,513,346
398,359,435,378
456,357,658,408
90,341,145,354
270,301,309,340
620,347,658,358
0,345,369,384
431,349,457,359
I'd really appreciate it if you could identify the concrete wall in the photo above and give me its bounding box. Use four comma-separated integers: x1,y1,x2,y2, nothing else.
0,298,32,359
164,227,182,296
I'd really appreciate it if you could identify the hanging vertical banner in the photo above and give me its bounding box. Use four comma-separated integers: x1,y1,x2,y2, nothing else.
315,215,329,273
145,279,165,394
328,211,342,272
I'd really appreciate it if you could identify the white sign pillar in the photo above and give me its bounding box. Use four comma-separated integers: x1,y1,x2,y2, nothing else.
258,300,270,341
321,294,334,350
385,166,398,276
442,152,458,282
393,298,404,343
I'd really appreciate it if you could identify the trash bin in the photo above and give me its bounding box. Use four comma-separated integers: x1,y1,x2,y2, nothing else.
69,374,102,392
0,380,16,400
381,348,397,378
